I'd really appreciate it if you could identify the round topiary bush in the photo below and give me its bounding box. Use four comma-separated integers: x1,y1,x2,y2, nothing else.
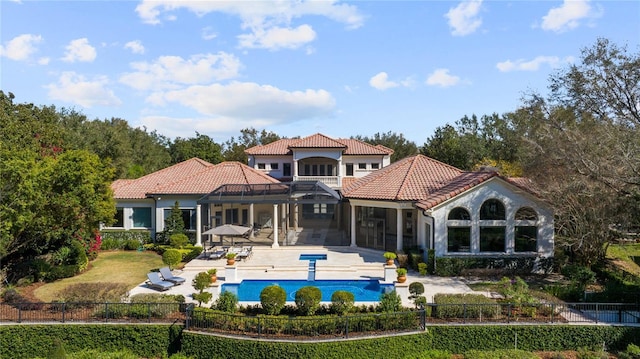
295,286,322,316
330,290,355,316
169,233,190,249
162,249,182,270
260,285,286,315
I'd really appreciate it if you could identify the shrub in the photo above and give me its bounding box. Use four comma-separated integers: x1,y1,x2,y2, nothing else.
463,349,538,359
260,285,286,315
215,291,238,313
418,262,428,276
383,252,397,260
123,239,141,251
162,249,182,270
58,282,129,303
427,249,436,274
403,350,451,359
330,290,355,315
183,246,203,262
51,246,73,265
379,290,402,312
295,286,322,316
192,292,212,307
170,233,190,249
29,258,51,282
433,293,499,319
409,282,425,297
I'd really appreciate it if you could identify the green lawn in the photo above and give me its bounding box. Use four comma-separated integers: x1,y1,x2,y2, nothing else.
33,250,164,302
606,243,640,277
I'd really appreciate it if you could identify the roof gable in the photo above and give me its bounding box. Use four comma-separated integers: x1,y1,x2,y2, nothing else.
244,133,393,156
342,154,463,201
289,133,346,149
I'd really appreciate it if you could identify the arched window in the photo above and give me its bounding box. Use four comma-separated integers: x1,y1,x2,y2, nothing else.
515,207,537,221
480,199,505,220
448,207,471,220
479,199,506,252
515,207,538,252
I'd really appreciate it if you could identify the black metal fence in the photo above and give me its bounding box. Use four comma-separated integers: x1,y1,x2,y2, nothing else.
0,302,189,324
2,301,638,340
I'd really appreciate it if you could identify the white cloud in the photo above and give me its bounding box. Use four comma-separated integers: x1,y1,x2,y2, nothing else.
0,34,43,61
119,52,242,91
369,72,415,90
201,27,217,40
496,55,574,72
238,25,316,50
445,0,483,36
135,1,363,50
124,40,145,54
62,38,96,62
541,0,593,32
45,71,121,107
148,82,336,123
426,69,461,87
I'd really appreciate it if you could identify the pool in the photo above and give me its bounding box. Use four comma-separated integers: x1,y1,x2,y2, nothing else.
299,254,327,261
222,279,394,302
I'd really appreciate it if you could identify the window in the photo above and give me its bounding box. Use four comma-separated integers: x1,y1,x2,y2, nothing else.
515,207,537,221
358,163,366,170
319,165,325,176
225,208,239,224
257,163,266,170
346,163,354,176
448,207,471,220
304,164,310,175
327,164,333,176
480,227,506,252
113,208,124,227
132,208,152,228
371,163,380,170
480,199,505,220
447,227,471,252
270,163,279,170
163,208,197,230
283,163,291,177
302,203,335,219
312,164,318,175
515,226,537,252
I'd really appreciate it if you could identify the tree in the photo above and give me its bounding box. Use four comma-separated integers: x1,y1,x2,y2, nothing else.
169,132,223,164
517,38,640,265
353,131,418,162
223,128,281,163
164,201,185,237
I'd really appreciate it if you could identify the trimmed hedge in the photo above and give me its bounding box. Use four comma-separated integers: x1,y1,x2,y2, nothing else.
0,325,182,359
434,256,553,276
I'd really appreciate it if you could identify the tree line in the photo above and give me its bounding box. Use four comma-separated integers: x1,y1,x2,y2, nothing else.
1,38,638,280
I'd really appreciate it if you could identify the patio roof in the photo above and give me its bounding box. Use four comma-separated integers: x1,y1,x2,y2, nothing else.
198,181,342,205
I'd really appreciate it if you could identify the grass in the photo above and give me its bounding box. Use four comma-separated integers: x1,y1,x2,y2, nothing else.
32,250,164,302
606,243,640,277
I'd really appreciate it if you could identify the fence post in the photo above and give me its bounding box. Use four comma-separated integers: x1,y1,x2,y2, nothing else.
507,303,511,323
420,308,426,330
551,303,555,323
62,302,66,323
595,303,599,324
105,303,109,323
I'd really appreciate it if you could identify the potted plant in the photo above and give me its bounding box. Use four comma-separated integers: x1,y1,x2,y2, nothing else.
383,251,397,265
226,252,237,265
396,268,408,283
207,268,217,283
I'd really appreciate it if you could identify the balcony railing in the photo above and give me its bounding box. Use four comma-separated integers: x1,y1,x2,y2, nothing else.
293,176,340,188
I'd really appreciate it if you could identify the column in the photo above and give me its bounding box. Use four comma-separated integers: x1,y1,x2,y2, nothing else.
396,209,403,252
293,158,299,179
293,202,299,230
350,205,357,247
249,203,255,239
272,204,279,248
196,204,202,247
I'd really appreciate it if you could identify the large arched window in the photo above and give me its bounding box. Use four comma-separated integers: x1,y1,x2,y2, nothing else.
479,199,506,252
447,207,471,253
515,207,538,252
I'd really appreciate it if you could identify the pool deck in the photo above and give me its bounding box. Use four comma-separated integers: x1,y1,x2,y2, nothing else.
128,246,474,307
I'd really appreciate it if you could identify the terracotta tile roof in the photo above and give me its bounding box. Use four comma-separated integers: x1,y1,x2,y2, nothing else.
416,171,498,210
244,133,393,156
112,159,279,199
289,133,346,149
342,155,463,201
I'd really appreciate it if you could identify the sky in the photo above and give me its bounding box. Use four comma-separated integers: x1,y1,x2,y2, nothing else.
1,0,639,145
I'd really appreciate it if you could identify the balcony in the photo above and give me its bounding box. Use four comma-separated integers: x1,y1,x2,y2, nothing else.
293,176,341,188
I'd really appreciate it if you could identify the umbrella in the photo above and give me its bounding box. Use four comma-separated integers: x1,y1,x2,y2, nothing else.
203,224,252,245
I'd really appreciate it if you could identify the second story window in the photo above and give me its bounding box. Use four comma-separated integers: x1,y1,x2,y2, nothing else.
283,163,291,176
270,163,279,170
346,163,354,176
258,163,266,169
371,163,380,170
358,163,366,170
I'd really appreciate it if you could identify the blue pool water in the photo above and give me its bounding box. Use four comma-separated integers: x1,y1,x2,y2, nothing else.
299,254,327,261
222,279,394,302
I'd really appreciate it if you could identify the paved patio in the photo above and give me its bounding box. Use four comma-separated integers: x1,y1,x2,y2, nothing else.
128,246,475,307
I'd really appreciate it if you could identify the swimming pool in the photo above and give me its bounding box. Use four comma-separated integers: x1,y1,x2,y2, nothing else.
222,279,394,302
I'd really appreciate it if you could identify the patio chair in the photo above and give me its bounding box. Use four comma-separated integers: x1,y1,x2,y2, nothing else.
159,267,186,285
236,246,252,261
146,272,174,291
208,247,227,260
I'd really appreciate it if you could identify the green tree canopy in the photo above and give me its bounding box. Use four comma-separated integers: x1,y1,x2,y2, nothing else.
223,128,282,163
169,132,223,164
353,131,418,162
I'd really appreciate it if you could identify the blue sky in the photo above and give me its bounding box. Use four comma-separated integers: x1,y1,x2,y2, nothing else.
1,0,638,144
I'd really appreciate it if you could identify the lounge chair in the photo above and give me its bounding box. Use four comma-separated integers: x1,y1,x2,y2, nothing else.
159,267,186,285
208,247,227,260
146,272,174,291
235,246,252,261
